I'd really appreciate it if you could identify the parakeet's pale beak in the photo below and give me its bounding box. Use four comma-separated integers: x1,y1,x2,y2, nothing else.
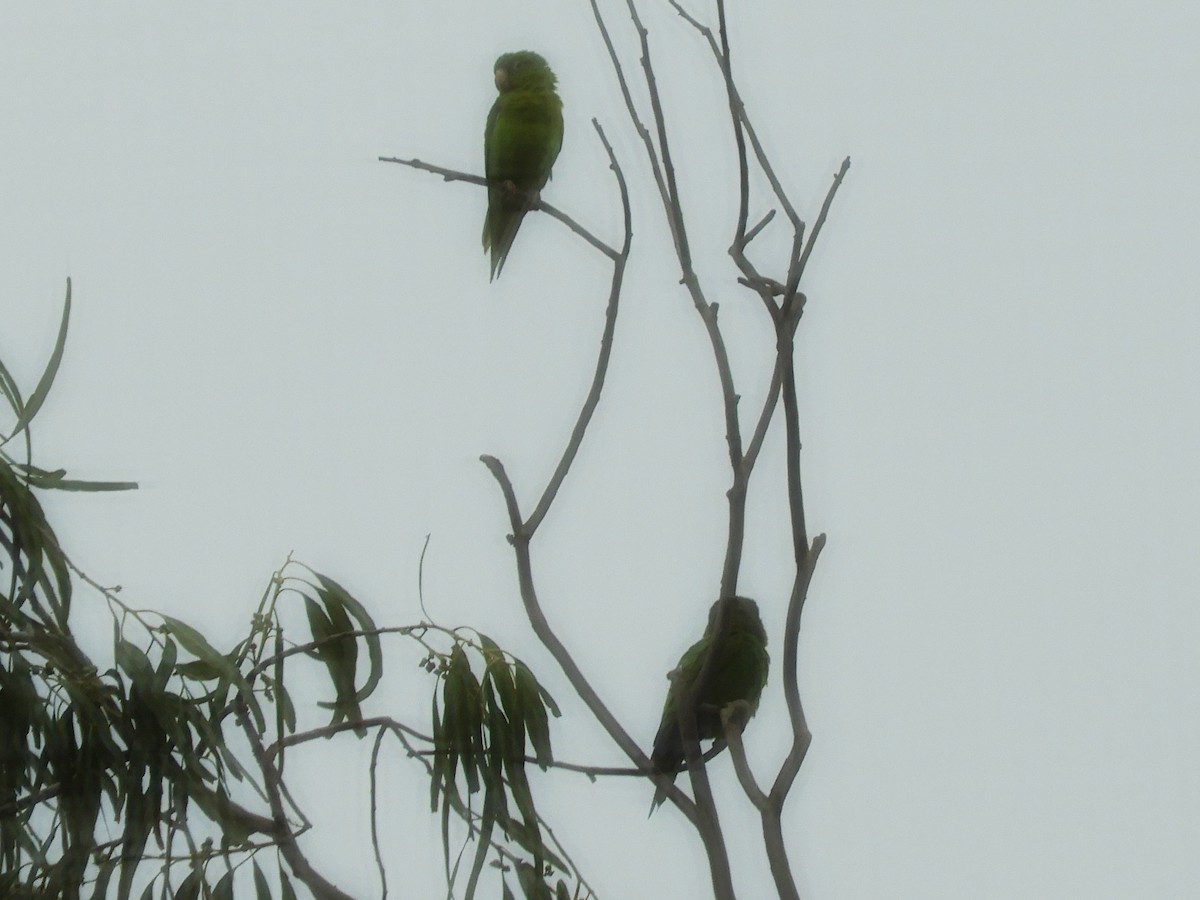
494,68,508,91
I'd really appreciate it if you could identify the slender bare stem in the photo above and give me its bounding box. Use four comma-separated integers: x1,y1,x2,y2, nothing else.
795,157,852,286
234,699,353,900
481,455,702,827
525,121,631,535
723,708,767,810
715,0,751,247
742,356,783,476
377,156,619,260
775,533,825,800
668,1,803,232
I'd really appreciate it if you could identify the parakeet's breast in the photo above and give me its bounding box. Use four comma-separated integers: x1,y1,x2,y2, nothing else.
702,632,769,712
486,91,563,188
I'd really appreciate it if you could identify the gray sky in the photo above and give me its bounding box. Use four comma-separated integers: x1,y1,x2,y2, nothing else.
3,1,1198,897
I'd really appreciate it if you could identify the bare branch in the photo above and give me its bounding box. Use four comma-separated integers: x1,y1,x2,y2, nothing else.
597,1,755,602
761,808,803,900
480,455,702,827
376,155,486,186
744,208,776,245
714,0,752,248
234,699,354,900
378,155,620,260
368,726,391,898
587,0,673,209
777,327,809,559
525,120,632,535
673,685,732,889
774,531,826,800
669,3,804,232
722,704,767,810
742,355,783,476
625,0,694,268
793,156,853,291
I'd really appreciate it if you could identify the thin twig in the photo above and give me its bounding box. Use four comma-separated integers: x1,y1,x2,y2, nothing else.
368,726,390,899
587,0,674,223
378,156,619,260
233,699,353,900
715,0,752,248
625,0,693,267
742,355,783,476
668,1,803,231
480,455,701,825
793,156,852,291
525,120,632,535
604,0,749,604
777,327,809,560
723,707,767,810
775,532,825,797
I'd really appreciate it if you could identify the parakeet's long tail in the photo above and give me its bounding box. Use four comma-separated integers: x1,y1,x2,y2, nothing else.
648,721,685,815
482,194,529,281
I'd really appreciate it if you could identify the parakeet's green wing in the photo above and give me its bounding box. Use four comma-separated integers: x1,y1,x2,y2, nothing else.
649,597,769,813
482,51,564,280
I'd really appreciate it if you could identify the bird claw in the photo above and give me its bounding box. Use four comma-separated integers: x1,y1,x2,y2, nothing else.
720,699,753,732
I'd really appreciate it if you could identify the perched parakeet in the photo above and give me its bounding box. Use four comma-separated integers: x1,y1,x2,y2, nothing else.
482,50,564,280
649,596,769,813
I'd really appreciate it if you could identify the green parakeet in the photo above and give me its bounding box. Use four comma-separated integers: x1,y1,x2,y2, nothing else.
482,50,564,280
649,596,769,813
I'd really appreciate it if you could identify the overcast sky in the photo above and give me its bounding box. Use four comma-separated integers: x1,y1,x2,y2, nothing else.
3,1,1199,897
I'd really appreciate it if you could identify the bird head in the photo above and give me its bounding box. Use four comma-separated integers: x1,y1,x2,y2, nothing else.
493,50,557,93
706,596,767,644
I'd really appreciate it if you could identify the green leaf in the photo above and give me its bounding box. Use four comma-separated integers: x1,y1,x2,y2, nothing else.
506,818,567,876
159,614,263,732
252,861,271,900
303,595,335,651
174,870,202,900
514,663,554,768
176,659,224,681
314,572,383,702
213,870,235,900
153,637,178,694
191,786,273,845
159,616,237,683
117,777,153,900
88,858,117,900
14,463,138,492
0,348,25,422
115,638,155,687
514,860,552,900
0,457,72,622
487,660,524,762
159,615,218,661
279,868,297,900
446,646,482,794
317,587,360,699
6,278,70,443
484,695,512,826
304,595,363,730
430,690,445,812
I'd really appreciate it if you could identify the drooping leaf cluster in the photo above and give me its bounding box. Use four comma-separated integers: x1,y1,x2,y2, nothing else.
430,634,582,899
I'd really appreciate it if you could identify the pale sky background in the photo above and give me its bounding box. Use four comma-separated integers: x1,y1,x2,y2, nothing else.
3,2,1199,898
